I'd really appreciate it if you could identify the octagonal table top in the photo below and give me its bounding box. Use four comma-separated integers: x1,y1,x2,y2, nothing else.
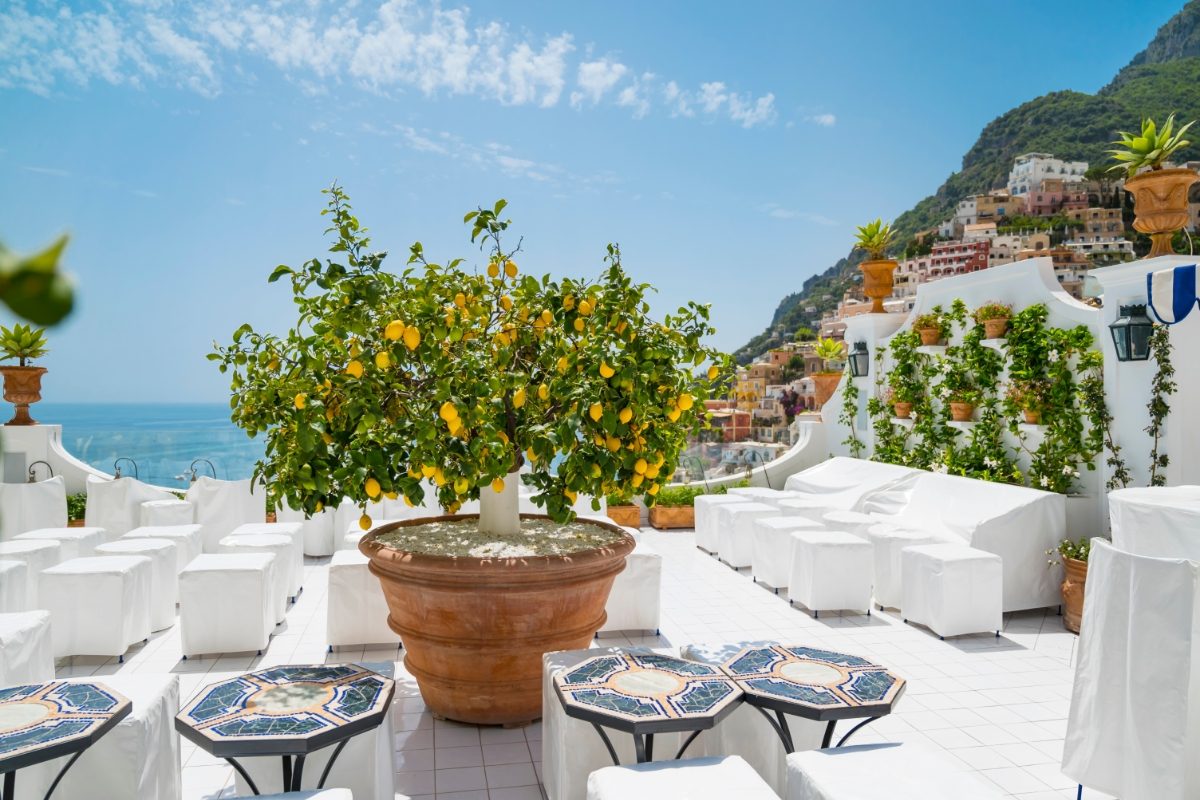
176,664,395,757
553,652,743,734
720,644,905,721
0,681,131,773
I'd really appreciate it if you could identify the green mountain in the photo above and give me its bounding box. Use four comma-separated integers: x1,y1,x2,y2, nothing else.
735,0,1200,363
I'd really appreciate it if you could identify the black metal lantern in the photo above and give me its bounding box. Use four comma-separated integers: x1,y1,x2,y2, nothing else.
1109,304,1154,362
847,341,870,378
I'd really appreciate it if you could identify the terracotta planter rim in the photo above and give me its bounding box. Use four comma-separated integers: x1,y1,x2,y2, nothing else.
1124,166,1200,186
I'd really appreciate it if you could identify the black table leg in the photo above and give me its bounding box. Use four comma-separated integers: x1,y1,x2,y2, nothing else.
3,770,13,800
289,755,305,791
821,720,836,749
317,739,350,789
591,723,621,766
644,734,654,762
674,729,702,760
835,716,881,747
43,746,88,799
281,756,291,794
225,758,260,795
633,733,648,764
751,705,795,753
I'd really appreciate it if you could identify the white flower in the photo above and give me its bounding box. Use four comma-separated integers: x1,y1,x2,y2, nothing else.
1061,465,1073,476
1039,476,1051,488
1047,350,1060,363
931,463,948,474
910,412,918,421
983,457,999,468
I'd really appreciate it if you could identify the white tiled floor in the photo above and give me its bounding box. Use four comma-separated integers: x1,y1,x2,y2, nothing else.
55,528,1110,800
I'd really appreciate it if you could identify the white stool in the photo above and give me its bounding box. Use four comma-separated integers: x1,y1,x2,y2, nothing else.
901,544,1002,639
40,556,153,659
787,531,872,617
820,510,877,537
716,502,780,568
179,554,275,657
139,498,194,527
861,523,945,610
0,559,28,612
694,495,751,553
217,534,291,623
0,610,54,684
276,504,337,557
752,516,822,591
785,742,1005,799
228,522,304,601
775,497,838,522
0,540,61,608
327,550,400,650
95,539,178,631
123,524,203,573
588,756,777,799
598,540,662,634
14,526,107,559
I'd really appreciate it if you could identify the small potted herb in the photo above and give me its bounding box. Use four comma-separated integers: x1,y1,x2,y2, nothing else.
973,302,1013,340
853,219,898,313
0,324,49,426
947,388,980,422
913,312,946,346
1007,378,1049,424
810,337,846,409
1047,537,1091,633
648,484,707,530
886,385,916,419
605,493,641,528
1108,114,1198,257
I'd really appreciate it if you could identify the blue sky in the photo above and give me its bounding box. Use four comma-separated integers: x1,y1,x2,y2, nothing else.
0,0,1185,402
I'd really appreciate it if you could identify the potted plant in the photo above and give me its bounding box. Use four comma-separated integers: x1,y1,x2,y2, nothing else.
1007,378,1049,424
913,312,946,346
605,493,641,528
67,492,86,527
648,484,707,529
947,388,979,422
854,219,899,313
1108,114,1198,258
0,324,49,426
811,337,846,408
215,188,725,726
887,385,917,419
1048,537,1091,633
973,301,1013,340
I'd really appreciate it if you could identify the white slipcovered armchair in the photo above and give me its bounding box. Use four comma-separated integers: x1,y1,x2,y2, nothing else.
85,475,175,538
185,476,265,552
0,476,68,541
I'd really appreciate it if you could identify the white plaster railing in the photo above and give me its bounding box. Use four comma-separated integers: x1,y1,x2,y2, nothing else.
667,418,827,491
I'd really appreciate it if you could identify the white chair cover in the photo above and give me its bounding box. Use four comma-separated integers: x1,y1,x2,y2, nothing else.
276,502,337,556
217,535,291,623
0,610,54,684
1062,538,1200,800
40,555,153,657
95,539,178,631
599,540,661,633
21,674,181,800
0,476,67,541
727,486,801,504
900,544,1003,638
785,742,1005,799
787,531,873,614
179,553,275,656
1109,486,1200,561
0,559,28,613
0,539,61,607
185,476,264,552
751,516,821,589
783,457,920,510
122,524,202,572
228,522,304,597
587,755,777,799
693,495,749,553
862,523,947,609
327,550,400,648
716,502,779,568
139,498,194,527
85,475,174,537
14,526,106,560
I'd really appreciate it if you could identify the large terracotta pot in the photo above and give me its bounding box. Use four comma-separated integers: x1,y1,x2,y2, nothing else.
0,366,47,426
606,504,641,528
859,259,898,313
1125,167,1200,257
982,318,1009,339
360,514,635,725
1061,556,1087,634
811,372,843,408
648,505,694,530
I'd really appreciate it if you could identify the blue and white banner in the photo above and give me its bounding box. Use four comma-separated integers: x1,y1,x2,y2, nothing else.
1147,264,1199,325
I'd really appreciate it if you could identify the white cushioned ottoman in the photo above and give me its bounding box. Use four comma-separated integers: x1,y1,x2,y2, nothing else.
40,555,153,659
752,516,822,590
0,610,54,684
218,533,292,623
179,553,275,657
599,539,662,634
139,498,194,527
14,526,107,560
901,544,1003,638
787,531,872,616
694,495,750,553
861,523,947,610
774,497,839,524
784,742,1004,799
327,550,400,649
95,538,178,631
0,559,28,612
819,510,877,537
588,755,778,799
228,521,304,599
122,524,203,573
0,539,61,607
716,502,780,568
276,503,337,557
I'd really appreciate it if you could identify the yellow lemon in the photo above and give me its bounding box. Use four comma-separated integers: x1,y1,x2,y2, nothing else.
453,477,469,494
578,299,593,316
563,294,575,310
358,513,372,531
294,393,307,410
618,407,633,424
404,495,415,507
707,364,720,381
556,356,569,374
439,401,459,422
375,351,390,369
593,433,606,447
654,454,666,468
321,432,333,445
498,430,509,444
314,501,323,513
599,362,615,379
504,260,518,278
365,477,382,498
500,295,513,312
606,436,621,452
384,490,398,500
590,463,602,478
491,477,506,493
526,447,537,462
645,465,660,479
588,403,603,422
325,407,335,422
667,408,681,422
573,318,585,333
385,320,405,341
647,483,660,496
267,358,280,372
454,292,466,308
634,458,648,475
678,393,695,411
564,488,578,503
421,464,437,479
537,383,549,401
541,309,554,325
631,473,644,487
403,326,421,351
513,387,527,409
433,469,447,487
345,360,364,378
487,262,500,279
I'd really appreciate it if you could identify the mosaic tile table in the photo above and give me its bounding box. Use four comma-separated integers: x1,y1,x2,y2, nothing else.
553,652,743,764
720,644,906,751
0,680,131,800
175,664,394,795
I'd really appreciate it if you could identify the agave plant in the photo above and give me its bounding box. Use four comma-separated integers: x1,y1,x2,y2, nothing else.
813,336,845,371
853,218,897,260
0,323,48,366
1107,114,1195,177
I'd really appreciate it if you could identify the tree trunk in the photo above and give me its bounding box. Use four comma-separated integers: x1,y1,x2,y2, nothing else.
478,470,521,536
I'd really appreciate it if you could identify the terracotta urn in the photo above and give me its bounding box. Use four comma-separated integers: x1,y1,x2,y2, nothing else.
859,259,899,313
1022,409,1042,425
360,514,635,725
1125,167,1200,257
0,366,47,426
811,372,843,408
949,402,975,422
983,318,1009,339
606,504,640,529
1061,556,1087,634
917,328,942,346
893,402,913,419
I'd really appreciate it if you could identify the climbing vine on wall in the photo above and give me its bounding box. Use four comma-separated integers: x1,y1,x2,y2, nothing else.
1146,325,1176,487
839,367,864,459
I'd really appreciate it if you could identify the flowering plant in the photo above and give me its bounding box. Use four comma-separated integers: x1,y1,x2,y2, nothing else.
913,312,947,337
972,302,1012,324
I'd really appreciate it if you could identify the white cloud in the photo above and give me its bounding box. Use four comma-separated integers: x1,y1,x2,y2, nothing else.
21,165,71,177
808,113,836,127
761,203,836,226
615,72,653,119
570,57,627,107
144,16,216,95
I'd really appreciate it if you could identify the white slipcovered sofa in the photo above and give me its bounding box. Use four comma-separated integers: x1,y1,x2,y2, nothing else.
782,457,921,516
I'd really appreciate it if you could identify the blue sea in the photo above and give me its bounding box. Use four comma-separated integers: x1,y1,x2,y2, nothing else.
38,403,263,489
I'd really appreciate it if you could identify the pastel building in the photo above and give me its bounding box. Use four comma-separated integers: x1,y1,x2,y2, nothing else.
1007,152,1089,197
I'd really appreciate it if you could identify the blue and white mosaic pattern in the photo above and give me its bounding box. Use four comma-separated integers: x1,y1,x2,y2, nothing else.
178,664,392,747
721,644,904,715
0,681,129,765
555,652,742,724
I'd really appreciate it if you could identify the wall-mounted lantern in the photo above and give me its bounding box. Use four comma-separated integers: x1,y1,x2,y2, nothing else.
1108,304,1153,362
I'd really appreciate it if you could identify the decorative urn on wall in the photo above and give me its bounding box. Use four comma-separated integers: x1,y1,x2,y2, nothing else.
0,324,49,426
1109,114,1199,258
854,219,899,313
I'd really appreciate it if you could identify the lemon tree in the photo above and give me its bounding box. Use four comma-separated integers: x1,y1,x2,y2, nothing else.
213,186,729,536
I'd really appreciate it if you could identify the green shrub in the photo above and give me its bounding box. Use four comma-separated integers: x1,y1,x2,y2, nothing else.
66,492,86,521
